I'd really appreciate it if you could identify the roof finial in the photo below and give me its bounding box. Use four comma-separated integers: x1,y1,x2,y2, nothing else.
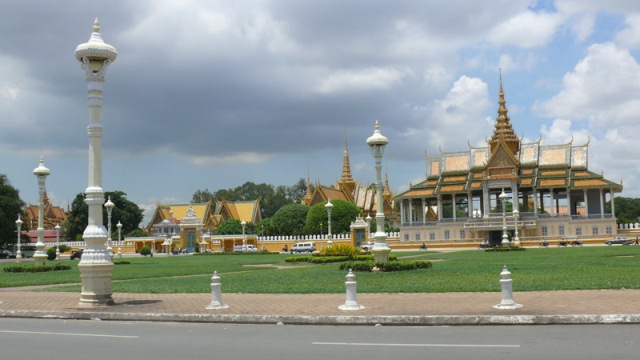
93,18,100,33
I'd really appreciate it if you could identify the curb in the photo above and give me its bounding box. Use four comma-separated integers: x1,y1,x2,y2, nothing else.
2,310,640,326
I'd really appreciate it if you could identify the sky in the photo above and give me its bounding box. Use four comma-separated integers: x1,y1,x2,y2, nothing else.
2,0,640,225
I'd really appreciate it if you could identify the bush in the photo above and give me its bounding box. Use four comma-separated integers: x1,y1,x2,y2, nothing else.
317,244,360,257
284,255,313,263
4,263,72,273
47,247,57,260
485,246,526,252
338,259,432,272
139,246,151,256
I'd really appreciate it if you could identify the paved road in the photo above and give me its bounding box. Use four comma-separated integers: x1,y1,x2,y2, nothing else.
1,318,638,360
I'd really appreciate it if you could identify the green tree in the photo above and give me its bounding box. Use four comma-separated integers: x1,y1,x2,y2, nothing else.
270,203,309,236
67,191,144,240
191,188,215,203
304,200,362,235
0,174,26,248
216,219,244,235
607,197,640,224
126,229,149,237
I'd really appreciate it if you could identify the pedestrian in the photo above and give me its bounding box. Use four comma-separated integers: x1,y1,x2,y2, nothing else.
635,237,638,246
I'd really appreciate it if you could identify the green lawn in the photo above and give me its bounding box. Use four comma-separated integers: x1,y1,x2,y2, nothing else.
2,246,639,293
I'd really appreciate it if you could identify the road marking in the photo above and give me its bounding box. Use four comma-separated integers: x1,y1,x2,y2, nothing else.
313,342,519,348
1,330,138,339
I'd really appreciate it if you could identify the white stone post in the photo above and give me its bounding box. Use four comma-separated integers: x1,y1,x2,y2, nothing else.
325,200,333,248
75,19,117,306
206,271,229,309
241,221,247,252
493,265,522,309
338,269,365,310
513,209,520,247
55,224,61,260
366,120,390,262
15,215,23,262
116,221,122,258
33,157,50,266
499,190,510,247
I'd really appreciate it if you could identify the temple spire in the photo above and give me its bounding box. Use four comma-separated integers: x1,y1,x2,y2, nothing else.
383,171,391,199
489,70,520,155
338,131,356,195
303,172,313,205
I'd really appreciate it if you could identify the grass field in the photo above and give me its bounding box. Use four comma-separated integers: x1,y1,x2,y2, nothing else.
1,246,639,293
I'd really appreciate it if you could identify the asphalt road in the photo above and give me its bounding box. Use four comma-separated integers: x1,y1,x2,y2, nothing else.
0,318,637,360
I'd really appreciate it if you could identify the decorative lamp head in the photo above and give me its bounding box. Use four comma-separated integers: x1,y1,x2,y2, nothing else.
366,120,388,156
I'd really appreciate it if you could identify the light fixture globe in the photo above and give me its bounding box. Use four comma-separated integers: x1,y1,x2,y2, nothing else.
74,19,117,73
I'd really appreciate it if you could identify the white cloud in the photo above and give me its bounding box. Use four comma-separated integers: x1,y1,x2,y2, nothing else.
616,14,640,48
488,11,562,48
188,152,271,166
316,67,407,94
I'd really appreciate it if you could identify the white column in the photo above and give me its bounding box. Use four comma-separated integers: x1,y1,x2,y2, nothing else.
452,193,457,222
408,200,413,226
549,189,555,216
599,189,605,219
583,189,589,218
482,185,490,218
611,190,616,218
437,194,443,221
467,192,473,218
400,200,405,225
533,189,538,215
422,198,426,225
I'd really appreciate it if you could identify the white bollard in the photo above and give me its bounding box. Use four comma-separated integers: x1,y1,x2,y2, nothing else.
206,271,229,309
493,265,522,309
338,269,365,311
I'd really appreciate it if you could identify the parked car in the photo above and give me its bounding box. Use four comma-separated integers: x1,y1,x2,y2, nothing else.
70,249,84,259
360,242,375,252
233,245,258,253
605,236,632,246
0,249,16,259
291,242,316,253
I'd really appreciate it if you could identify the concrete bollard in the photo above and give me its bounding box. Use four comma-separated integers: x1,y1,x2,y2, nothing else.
338,268,365,311
493,265,522,309
206,271,229,310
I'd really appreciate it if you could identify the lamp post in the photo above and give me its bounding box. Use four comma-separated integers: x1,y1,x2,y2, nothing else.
33,157,50,266
513,209,520,247
366,120,390,262
15,215,23,262
116,221,122,258
55,224,61,260
75,19,117,305
499,189,510,247
320,222,323,237
241,221,247,252
104,196,115,256
261,224,265,251
325,200,333,248
365,214,372,243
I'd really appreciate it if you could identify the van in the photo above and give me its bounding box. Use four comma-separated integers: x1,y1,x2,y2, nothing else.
291,242,316,253
233,245,258,252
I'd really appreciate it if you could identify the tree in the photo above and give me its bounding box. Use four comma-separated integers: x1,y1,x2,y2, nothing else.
0,174,26,248
191,188,215,203
270,203,309,236
304,200,362,235
607,197,640,224
216,219,244,235
67,191,144,241
126,229,149,237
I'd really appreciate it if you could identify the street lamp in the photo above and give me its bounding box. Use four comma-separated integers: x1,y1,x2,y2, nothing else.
325,200,333,248
320,222,323,237
104,196,115,256
15,215,23,262
33,157,50,266
499,189,510,247
55,223,61,260
261,224,265,251
116,221,122,258
365,214,372,243
241,221,247,252
366,120,390,262
513,209,520,247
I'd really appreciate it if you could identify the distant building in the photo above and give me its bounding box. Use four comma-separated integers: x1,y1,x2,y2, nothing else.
23,192,67,243
394,77,622,245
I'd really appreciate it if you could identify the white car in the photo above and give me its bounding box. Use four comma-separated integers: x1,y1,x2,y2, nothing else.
291,242,316,253
233,245,258,252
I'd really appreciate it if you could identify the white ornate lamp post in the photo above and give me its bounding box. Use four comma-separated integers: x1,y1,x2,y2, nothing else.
365,214,372,243
261,224,265,251
319,222,323,237
499,190,510,247
75,19,117,305
104,196,115,256
325,200,333,249
55,224,61,260
241,221,247,252
116,221,122,258
513,209,520,247
15,215,23,262
33,157,50,266
366,120,390,262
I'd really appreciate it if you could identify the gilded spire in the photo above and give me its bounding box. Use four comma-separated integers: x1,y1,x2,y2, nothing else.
303,173,313,205
383,172,391,199
338,132,356,195
489,70,520,155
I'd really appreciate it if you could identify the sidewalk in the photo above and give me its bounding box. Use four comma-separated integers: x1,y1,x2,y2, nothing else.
1,289,639,325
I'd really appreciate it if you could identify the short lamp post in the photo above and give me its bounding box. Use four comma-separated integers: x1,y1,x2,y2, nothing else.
15,215,23,262
116,221,122,257
55,224,61,260
513,209,520,247
261,224,265,251
104,196,115,256
365,214,372,243
366,120,390,262
320,222,323,237
325,200,333,248
499,190,510,247
33,157,50,267
241,221,247,252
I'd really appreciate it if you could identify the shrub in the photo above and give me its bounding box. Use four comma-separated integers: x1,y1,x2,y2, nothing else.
284,255,313,263
139,246,151,256
317,244,360,257
47,247,57,260
338,259,432,272
485,246,526,252
4,263,72,273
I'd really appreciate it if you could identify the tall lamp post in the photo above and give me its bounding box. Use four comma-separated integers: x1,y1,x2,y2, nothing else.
513,209,520,247
75,19,117,306
499,189,510,247
15,215,23,262
325,200,333,248
104,196,115,256
366,120,390,262
241,221,247,252
33,157,50,267
116,221,122,258
55,224,61,260
319,222,323,237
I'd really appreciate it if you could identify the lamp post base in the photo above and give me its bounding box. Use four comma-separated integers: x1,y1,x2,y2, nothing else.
78,262,114,306
372,246,390,263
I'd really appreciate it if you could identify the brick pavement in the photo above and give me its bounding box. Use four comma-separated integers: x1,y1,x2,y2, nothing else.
1,289,639,325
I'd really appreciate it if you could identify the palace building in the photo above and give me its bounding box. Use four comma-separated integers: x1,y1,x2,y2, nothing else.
394,78,623,245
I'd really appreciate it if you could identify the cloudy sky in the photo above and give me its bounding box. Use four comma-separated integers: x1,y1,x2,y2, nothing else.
2,0,640,224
